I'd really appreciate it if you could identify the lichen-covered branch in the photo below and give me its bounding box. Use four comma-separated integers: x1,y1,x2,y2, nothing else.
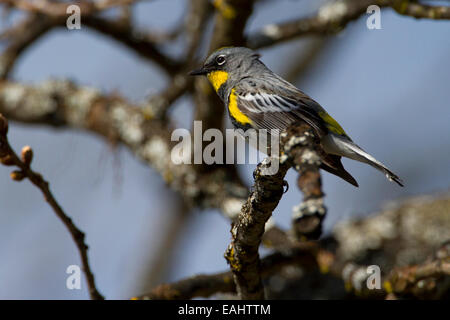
140,193,450,300
0,80,302,244
282,126,326,240
225,124,324,299
225,158,290,299
137,271,234,300
390,1,450,20
0,113,104,300
334,193,450,299
247,0,387,48
247,0,450,49
0,79,251,219
385,242,450,299
0,0,141,16
137,248,319,300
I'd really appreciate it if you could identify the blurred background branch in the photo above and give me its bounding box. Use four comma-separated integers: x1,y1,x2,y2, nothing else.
138,193,450,300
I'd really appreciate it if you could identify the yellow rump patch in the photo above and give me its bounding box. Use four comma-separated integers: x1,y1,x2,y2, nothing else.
207,70,228,92
319,111,346,136
212,0,236,19
229,89,252,125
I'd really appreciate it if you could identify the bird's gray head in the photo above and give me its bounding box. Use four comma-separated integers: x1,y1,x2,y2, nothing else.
189,47,262,99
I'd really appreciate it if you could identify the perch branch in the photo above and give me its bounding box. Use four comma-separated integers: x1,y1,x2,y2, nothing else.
225,158,290,299
225,124,324,299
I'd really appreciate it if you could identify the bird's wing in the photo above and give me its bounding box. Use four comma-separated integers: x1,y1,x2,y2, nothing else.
233,76,348,139
232,76,360,187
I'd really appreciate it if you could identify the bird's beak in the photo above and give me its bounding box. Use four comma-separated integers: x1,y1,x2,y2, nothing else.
189,67,208,76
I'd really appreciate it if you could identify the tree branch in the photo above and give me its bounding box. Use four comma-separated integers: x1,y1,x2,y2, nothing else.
138,195,450,300
225,158,290,299
0,80,250,218
0,1,181,75
136,248,319,300
82,16,181,74
0,14,59,79
0,113,104,300
0,0,143,16
385,242,450,299
390,0,450,20
247,0,450,49
225,124,324,299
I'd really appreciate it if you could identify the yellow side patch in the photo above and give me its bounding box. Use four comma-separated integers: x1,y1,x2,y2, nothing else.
207,70,228,92
319,111,347,136
229,89,252,125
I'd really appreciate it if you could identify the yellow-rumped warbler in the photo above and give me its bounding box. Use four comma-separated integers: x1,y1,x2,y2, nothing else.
190,47,403,187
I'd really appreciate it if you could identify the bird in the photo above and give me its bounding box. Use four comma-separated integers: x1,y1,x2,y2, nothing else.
189,47,403,187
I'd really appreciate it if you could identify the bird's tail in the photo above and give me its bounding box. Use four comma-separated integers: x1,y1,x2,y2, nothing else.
319,153,359,187
322,134,404,187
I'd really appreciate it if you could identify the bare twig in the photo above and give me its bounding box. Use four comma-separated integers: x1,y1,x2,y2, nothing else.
0,113,104,300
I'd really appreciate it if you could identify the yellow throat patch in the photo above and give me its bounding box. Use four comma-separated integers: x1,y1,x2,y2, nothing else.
207,70,228,92
206,71,252,126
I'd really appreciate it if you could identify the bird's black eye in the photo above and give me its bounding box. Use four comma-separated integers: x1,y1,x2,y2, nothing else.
216,55,226,65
